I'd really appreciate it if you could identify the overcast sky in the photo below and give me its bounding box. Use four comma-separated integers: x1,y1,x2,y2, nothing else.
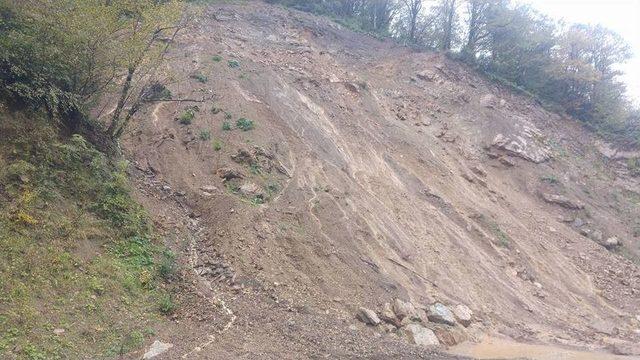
517,0,640,105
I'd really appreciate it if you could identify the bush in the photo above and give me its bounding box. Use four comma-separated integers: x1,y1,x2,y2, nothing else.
222,122,231,131
212,55,222,62
212,139,222,151
178,106,199,125
190,73,208,83
228,59,240,68
236,118,255,131
199,129,211,141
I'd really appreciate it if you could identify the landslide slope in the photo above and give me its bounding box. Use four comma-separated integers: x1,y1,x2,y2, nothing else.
123,2,640,358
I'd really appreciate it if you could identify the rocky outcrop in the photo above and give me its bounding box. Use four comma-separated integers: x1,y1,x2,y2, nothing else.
541,193,585,210
491,126,552,163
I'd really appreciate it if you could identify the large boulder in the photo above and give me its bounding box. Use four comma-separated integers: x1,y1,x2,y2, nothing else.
427,303,456,326
453,304,473,327
357,307,381,326
402,324,440,346
379,302,400,326
491,127,552,164
433,326,468,347
393,298,416,321
605,237,621,249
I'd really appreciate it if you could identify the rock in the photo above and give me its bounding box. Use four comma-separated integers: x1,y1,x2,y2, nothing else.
605,237,620,249
217,167,244,181
428,303,456,326
200,185,218,193
590,319,618,336
572,217,585,227
239,182,264,198
380,302,399,326
498,156,516,167
393,298,416,320
357,307,381,326
541,193,585,210
453,304,473,327
491,128,552,163
416,70,438,82
402,323,440,346
590,230,603,242
53,328,65,335
433,326,467,346
143,340,173,359
470,165,487,177
480,94,497,109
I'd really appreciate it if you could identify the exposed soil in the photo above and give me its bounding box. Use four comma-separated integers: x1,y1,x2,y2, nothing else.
118,2,640,359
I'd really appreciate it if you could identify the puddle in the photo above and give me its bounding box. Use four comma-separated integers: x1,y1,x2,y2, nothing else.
448,337,639,360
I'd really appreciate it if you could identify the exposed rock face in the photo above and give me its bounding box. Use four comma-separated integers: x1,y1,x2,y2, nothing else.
491,127,552,163
541,193,585,210
393,298,416,320
357,307,381,326
402,324,440,346
453,304,473,327
427,303,456,326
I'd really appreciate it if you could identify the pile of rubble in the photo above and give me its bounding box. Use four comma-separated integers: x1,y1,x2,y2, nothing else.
356,298,475,347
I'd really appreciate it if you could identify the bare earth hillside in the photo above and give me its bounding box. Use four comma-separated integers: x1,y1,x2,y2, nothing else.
120,2,640,359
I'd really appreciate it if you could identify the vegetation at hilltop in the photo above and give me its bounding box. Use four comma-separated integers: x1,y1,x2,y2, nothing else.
268,0,640,147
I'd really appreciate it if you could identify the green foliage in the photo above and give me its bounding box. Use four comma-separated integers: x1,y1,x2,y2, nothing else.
228,59,240,68
222,121,232,131
224,112,233,120
212,55,223,62
190,73,208,83
212,139,223,151
178,106,199,125
199,129,212,141
0,111,175,359
0,0,184,136
236,118,255,131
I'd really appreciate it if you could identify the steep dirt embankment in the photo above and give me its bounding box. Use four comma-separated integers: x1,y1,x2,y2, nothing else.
123,3,640,359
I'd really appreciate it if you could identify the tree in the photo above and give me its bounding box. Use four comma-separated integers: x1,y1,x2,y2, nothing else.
399,0,424,44
0,0,185,141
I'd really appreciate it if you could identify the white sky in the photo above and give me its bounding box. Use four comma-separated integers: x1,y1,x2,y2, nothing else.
516,0,640,105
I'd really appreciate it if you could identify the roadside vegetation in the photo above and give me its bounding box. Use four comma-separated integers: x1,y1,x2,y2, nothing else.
0,110,176,358
0,0,203,357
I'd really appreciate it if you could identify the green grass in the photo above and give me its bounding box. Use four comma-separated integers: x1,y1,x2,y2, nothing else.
0,110,176,359
212,55,222,62
178,106,199,125
228,59,240,68
236,118,255,131
222,122,232,131
212,139,223,151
